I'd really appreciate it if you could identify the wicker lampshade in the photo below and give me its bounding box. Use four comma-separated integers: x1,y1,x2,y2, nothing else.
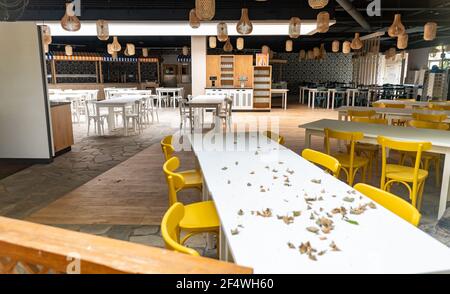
189,9,201,29
332,40,340,53
223,38,233,52
96,20,109,41
316,11,330,33
262,45,270,55
351,33,363,50
308,0,328,9
125,44,135,56
182,46,189,56
236,8,253,35
342,41,351,54
61,3,81,32
209,36,217,48
289,17,301,39
111,37,121,52
195,0,215,21
313,47,320,59
237,37,244,50
397,33,408,50
142,48,149,57
388,14,406,38
299,50,306,60
107,44,114,55
42,25,52,45
65,45,73,56
285,40,293,52
424,22,437,41
217,22,228,42
307,50,314,60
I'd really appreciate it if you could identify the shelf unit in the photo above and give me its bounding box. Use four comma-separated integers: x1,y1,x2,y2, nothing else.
220,55,235,88
253,66,272,109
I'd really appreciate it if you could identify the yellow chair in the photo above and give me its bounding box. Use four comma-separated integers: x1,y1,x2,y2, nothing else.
377,136,432,211
263,131,285,145
428,103,450,111
412,113,447,123
301,148,341,177
372,102,385,108
324,128,369,186
161,202,200,256
350,117,388,180
347,110,377,120
384,103,406,109
163,158,220,244
405,120,449,187
354,184,421,226
161,135,175,161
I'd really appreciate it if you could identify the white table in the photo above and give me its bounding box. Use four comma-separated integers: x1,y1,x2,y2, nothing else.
271,89,289,110
327,89,348,110
375,99,449,108
186,95,226,133
156,87,184,108
299,86,312,104
299,119,450,220
186,130,450,273
307,89,329,109
94,96,143,136
337,106,450,123
346,89,369,107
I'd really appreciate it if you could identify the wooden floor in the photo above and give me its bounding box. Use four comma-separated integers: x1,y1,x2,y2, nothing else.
26,105,343,225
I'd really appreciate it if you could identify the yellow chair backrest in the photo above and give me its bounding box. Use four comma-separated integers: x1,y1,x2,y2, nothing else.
324,128,364,174
372,102,385,108
161,202,200,256
354,183,421,226
163,157,186,206
301,148,341,177
351,117,388,124
347,110,377,119
383,103,406,109
396,98,415,102
428,103,450,111
412,113,447,123
263,131,285,145
408,120,449,130
161,135,175,161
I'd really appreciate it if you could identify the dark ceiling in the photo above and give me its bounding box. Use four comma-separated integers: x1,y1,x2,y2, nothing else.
3,0,450,53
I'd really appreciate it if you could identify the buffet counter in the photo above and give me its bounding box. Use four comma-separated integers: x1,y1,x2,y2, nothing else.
50,102,74,156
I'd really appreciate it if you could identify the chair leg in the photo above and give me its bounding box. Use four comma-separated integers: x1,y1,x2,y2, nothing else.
417,181,426,211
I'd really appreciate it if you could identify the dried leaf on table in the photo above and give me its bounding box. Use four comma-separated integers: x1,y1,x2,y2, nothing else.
279,161,284,165
368,202,377,209
286,169,295,175
237,209,244,216
344,217,359,225
321,189,326,194
319,236,328,241
299,242,312,254
307,205,312,211
250,171,255,175
311,179,322,184
287,242,296,249
308,253,317,261
247,183,252,187
350,204,368,215
310,213,315,220
306,226,320,234
272,169,278,173
273,176,278,180
343,197,355,203
318,250,327,256
222,167,228,171
330,241,341,251
293,211,301,217
238,224,244,228
235,161,239,165
305,197,317,202
227,180,231,184
231,228,240,235
256,208,272,218
277,215,294,225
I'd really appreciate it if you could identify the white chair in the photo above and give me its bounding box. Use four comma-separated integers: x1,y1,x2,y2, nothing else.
217,97,233,130
85,101,108,136
156,89,169,108
124,100,143,134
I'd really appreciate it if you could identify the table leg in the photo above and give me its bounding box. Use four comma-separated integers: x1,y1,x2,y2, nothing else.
96,105,102,134
107,106,115,133
326,91,330,110
284,93,287,110
352,92,356,106
332,92,336,110
299,89,302,104
305,129,312,149
219,226,230,261
123,106,128,136
438,152,450,219
346,92,350,106
189,106,194,133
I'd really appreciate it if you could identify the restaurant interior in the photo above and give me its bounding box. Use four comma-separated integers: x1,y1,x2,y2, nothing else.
0,0,450,274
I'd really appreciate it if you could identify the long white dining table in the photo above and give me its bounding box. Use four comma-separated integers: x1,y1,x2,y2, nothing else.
336,106,450,123
375,99,449,108
299,119,450,220
185,130,450,273
94,96,143,136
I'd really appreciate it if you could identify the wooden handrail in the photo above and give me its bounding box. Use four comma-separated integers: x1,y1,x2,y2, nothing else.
0,217,252,274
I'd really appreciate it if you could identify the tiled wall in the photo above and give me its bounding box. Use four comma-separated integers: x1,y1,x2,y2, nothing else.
272,53,353,94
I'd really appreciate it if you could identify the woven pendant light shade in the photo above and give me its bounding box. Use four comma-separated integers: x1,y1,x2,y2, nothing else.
299,50,306,60
424,22,437,41
316,12,330,33
42,25,52,45
182,46,189,56
307,50,314,60
65,45,73,56
61,3,81,32
142,48,149,57
388,14,406,38
332,40,340,53
397,33,408,50
107,43,114,55
236,37,244,50
308,0,328,9
262,45,270,55
223,38,233,52
236,8,253,35
96,20,109,41
289,17,301,39
217,22,228,42
342,41,351,54
111,37,121,52
285,40,293,52
195,0,215,21
189,9,201,29
125,44,135,56
351,33,363,50
209,36,217,48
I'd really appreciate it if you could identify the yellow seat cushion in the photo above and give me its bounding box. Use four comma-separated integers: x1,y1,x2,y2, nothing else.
179,169,203,189
180,200,220,231
332,153,369,168
385,164,428,182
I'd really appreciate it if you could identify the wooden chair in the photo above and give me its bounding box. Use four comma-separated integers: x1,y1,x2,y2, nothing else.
301,149,341,177
354,183,421,226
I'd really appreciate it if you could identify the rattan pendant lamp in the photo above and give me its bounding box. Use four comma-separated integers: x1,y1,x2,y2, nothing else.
388,14,406,38
96,20,109,41
61,2,81,32
195,0,215,21
308,0,328,9
189,9,201,29
217,22,228,42
236,8,253,35
289,17,301,39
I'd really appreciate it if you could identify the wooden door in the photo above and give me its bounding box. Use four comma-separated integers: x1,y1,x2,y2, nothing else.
234,55,254,88
206,55,221,88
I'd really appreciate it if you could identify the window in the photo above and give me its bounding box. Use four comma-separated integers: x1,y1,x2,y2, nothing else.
428,45,450,69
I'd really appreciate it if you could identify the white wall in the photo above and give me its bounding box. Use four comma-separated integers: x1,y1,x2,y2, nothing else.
407,47,431,71
0,22,52,159
191,36,206,96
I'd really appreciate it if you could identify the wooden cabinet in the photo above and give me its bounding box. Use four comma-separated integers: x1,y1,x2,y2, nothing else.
234,55,254,88
51,103,74,154
253,66,272,109
206,55,221,87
